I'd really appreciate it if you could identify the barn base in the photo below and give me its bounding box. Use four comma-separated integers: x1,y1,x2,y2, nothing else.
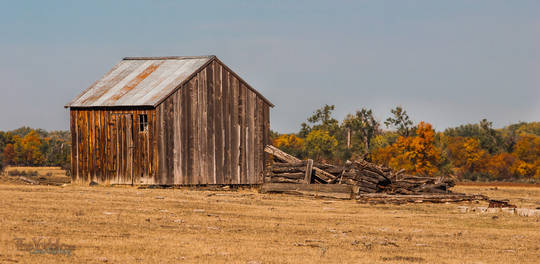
134,184,262,191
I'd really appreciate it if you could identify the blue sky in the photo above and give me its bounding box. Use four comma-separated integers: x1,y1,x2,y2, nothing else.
1,0,539,133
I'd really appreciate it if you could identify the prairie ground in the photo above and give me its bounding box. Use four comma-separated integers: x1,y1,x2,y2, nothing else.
0,169,539,263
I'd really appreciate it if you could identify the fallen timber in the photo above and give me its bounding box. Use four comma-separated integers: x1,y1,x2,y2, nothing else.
356,193,489,204
261,183,352,200
263,145,490,204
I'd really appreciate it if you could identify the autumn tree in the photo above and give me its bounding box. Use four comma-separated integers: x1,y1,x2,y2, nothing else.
384,106,414,137
273,134,306,158
444,137,488,179
393,122,441,176
0,131,14,169
501,122,540,152
13,131,45,166
511,134,540,179
304,129,338,161
444,119,504,154
371,143,397,167
485,153,517,180
2,144,16,165
370,132,399,165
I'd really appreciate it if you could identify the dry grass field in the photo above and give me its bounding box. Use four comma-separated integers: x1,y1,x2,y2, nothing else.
3,166,70,185
0,169,539,263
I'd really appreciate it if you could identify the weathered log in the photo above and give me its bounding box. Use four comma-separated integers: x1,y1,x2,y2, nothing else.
305,159,313,184
272,161,307,167
265,145,336,183
352,174,381,185
354,160,386,176
19,176,38,185
317,165,344,174
360,169,389,183
417,183,450,193
356,180,378,190
265,145,301,163
272,166,305,173
260,183,352,199
267,172,305,179
355,185,378,194
343,179,377,192
265,176,304,184
356,193,489,204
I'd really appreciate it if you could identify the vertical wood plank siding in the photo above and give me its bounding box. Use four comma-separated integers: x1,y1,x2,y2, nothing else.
70,108,156,184
155,60,270,185
70,59,270,185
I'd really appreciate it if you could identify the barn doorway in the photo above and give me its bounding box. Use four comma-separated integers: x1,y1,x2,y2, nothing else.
112,114,134,185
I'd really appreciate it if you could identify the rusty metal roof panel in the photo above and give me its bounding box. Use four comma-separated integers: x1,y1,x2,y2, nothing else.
66,56,214,107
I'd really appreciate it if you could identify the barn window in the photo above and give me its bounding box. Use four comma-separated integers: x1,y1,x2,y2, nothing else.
139,114,148,132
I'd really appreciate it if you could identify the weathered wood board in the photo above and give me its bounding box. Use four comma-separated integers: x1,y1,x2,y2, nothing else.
260,183,353,199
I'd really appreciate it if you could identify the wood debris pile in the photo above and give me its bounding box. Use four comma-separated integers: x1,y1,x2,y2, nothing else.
355,193,489,204
384,175,456,195
264,145,457,196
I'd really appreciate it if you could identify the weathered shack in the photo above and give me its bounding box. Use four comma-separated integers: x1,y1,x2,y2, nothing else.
65,56,273,185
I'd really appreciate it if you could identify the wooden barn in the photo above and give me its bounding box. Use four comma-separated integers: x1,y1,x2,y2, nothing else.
65,56,273,185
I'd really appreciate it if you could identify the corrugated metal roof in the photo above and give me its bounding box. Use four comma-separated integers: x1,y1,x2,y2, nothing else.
66,56,214,107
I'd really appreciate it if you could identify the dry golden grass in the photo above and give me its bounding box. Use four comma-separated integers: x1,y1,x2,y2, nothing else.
2,166,69,185
4,166,66,175
0,178,539,263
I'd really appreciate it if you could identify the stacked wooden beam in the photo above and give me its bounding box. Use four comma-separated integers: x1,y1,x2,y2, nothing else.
264,146,336,184
264,145,457,196
265,161,310,184
336,160,392,194
383,175,456,195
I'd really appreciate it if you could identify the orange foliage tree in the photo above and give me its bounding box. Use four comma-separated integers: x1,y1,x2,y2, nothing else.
511,134,540,179
2,143,16,165
445,137,488,178
372,122,441,176
13,131,45,166
273,134,305,158
485,153,517,180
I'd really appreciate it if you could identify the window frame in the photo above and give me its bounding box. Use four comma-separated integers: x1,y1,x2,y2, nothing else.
138,114,148,133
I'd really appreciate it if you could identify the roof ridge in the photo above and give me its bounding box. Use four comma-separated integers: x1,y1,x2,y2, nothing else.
123,55,215,60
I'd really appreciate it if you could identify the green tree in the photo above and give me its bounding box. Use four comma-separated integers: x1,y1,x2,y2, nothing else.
300,104,340,138
342,108,380,154
370,131,399,150
40,130,71,168
304,129,338,161
10,126,48,138
384,106,414,137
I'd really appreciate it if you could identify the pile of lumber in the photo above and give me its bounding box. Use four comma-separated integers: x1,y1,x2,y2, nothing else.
336,160,392,194
264,145,456,196
356,193,489,204
264,145,337,184
383,175,456,195
265,161,313,184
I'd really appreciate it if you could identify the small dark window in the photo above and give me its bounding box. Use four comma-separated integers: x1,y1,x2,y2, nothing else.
139,114,148,132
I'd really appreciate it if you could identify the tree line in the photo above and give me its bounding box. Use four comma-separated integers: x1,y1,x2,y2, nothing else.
0,109,538,181
0,127,70,173
273,105,540,181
